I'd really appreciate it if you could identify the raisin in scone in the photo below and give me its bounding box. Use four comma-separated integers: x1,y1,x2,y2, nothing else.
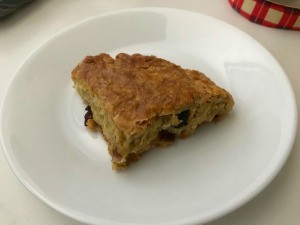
71,53,234,170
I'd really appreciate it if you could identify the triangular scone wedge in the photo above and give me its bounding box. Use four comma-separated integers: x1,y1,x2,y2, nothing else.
72,53,234,170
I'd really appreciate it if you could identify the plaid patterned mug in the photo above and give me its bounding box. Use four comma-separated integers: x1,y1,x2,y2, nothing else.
229,0,300,30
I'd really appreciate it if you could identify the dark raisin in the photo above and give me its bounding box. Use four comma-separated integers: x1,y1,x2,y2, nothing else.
175,110,190,128
158,130,176,142
84,105,93,126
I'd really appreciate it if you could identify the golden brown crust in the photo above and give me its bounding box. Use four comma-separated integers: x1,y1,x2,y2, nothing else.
72,53,233,135
72,53,235,169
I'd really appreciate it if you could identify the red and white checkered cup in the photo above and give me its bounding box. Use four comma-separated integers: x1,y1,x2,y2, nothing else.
229,0,300,30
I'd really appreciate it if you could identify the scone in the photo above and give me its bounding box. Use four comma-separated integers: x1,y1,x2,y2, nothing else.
71,53,234,170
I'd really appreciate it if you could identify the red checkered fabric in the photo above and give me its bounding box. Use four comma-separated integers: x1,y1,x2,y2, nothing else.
229,0,300,30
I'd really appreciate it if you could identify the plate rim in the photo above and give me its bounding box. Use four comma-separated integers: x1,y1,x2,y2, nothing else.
0,7,298,225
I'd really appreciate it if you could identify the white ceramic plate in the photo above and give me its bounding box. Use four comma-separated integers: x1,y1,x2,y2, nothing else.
0,8,297,225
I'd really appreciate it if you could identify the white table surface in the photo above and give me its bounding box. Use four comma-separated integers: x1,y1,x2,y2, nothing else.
0,1,299,225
